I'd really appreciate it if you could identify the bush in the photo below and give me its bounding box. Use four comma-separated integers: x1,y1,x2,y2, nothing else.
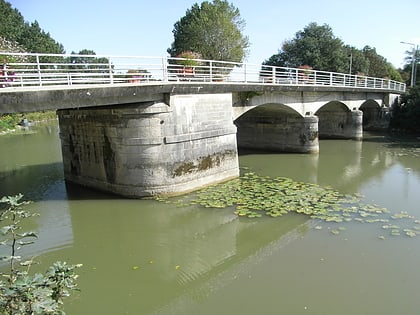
0,111,57,132
0,114,19,132
0,194,81,314
390,86,420,134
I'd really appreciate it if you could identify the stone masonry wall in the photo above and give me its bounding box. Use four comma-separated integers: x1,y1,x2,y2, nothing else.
57,93,239,197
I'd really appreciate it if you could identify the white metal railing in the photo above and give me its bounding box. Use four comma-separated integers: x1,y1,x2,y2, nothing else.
0,52,406,93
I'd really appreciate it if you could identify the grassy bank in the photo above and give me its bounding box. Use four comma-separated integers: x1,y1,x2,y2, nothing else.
0,111,57,133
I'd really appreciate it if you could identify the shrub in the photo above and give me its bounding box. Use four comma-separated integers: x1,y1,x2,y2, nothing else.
0,194,81,314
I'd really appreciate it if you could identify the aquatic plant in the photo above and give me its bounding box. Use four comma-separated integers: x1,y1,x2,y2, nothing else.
156,171,420,238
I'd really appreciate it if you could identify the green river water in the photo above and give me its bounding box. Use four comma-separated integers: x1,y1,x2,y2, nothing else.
1,122,420,314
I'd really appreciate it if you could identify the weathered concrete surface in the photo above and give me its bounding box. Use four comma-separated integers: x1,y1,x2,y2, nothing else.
57,93,239,197
235,104,319,153
1,82,402,198
232,90,388,119
316,102,363,140
0,82,398,114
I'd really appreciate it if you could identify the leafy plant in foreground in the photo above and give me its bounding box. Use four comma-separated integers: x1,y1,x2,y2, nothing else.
0,194,81,314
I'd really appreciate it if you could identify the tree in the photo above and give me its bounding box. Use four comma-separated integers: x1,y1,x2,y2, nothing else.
21,20,64,54
0,0,26,43
263,22,348,73
263,22,401,81
167,0,250,63
67,50,110,72
344,45,369,75
399,47,420,86
361,46,389,78
0,0,64,54
390,86,420,134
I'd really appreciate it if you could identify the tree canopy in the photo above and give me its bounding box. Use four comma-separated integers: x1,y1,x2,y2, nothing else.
0,0,64,54
391,85,420,134
399,47,420,86
264,22,402,81
271,23,347,72
167,0,250,63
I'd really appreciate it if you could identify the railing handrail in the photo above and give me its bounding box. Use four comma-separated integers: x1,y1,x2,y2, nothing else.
0,51,406,93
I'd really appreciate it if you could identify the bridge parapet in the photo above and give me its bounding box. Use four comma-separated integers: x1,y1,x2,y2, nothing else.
0,52,405,93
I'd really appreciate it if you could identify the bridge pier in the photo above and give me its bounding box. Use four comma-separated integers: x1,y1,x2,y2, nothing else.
317,109,363,140
57,93,239,198
235,112,319,153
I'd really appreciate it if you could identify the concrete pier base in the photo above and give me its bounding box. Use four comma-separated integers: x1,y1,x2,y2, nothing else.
235,114,319,153
318,109,363,140
57,93,239,198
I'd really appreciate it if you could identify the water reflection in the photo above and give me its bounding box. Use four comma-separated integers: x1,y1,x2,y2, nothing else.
0,124,63,200
61,199,309,314
1,124,420,314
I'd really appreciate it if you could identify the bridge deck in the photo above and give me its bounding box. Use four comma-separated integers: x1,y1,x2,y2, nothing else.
0,52,405,114
0,81,402,114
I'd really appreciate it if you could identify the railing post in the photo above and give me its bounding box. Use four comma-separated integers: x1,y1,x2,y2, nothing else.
36,54,42,86
162,57,168,82
108,57,113,84
0,52,405,93
272,66,275,83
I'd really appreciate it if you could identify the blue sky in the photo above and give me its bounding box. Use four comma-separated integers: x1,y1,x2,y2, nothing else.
8,0,420,68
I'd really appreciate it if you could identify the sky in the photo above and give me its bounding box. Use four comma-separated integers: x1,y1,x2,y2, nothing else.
7,0,420,68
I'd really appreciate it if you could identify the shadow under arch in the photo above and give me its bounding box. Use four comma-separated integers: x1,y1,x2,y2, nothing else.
234,103,319,153
359,99,388,130
315,101,362,140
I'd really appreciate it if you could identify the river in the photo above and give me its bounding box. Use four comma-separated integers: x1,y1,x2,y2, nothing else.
1,122,420,314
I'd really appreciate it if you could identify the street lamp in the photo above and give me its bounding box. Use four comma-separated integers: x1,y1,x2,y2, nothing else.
400,41,417,87
348,53,352,74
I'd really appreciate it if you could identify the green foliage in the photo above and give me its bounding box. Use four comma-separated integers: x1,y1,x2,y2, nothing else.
0,0,64,54
0,194,81,314
264,23,347,72
390,86,420,134
400,47,420,86
0,1,26,44
168,0,250,63
361,46,389,78
0,114,18,132
264,22,401,79
0,111,57,132
345,45,369,75
174,51,202,67
65,50,110,72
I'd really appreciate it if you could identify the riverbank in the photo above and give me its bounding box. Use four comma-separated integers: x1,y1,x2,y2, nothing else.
0,111,57,135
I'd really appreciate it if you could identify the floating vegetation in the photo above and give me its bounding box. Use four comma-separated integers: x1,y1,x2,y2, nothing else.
391,211,414,220
156,171,420,239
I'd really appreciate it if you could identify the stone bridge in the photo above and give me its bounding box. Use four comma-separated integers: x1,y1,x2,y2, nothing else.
0,52,404,197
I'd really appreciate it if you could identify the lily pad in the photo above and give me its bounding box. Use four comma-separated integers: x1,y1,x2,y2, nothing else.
155,170,420,240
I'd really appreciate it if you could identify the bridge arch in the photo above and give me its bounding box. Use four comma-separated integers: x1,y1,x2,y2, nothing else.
315,100,362,140
234,103,318,153
234,102,302,121
359,99,388,130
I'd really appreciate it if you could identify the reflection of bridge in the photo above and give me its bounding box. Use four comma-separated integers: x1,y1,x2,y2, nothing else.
0,52,406,197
